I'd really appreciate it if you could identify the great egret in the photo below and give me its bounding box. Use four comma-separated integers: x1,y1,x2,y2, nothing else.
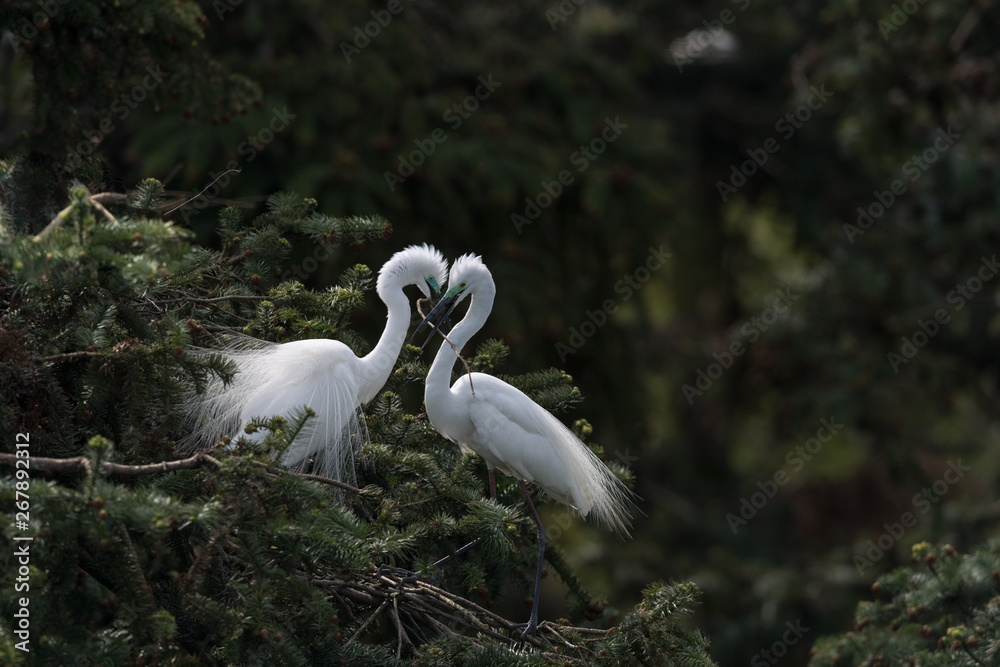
415,253,636,636
184,244,449,486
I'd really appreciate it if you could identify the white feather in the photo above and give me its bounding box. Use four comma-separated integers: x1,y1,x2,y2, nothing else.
423,254,636,536
181,244,448,485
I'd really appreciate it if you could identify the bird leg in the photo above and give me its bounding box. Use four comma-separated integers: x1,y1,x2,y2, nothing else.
375,536,485,590
512,480,546,639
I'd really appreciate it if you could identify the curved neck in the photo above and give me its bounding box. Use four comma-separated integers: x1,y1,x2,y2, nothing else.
426,284,495,395
357,286,410,402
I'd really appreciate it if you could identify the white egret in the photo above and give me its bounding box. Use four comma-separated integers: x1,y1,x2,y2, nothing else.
415,253,637,636
184,244,449,486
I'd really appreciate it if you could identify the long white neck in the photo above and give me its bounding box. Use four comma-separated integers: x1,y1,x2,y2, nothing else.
357,285,410,404
426,282,496,399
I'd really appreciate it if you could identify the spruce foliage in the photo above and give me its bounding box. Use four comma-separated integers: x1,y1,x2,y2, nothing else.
810,541,1000,666
0,164,713,663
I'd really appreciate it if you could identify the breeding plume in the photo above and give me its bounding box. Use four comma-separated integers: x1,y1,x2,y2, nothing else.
184,244,448,486
416,253,636,636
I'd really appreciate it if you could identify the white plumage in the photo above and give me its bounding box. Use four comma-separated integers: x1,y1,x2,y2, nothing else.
419,253,637,634
183,244,449,486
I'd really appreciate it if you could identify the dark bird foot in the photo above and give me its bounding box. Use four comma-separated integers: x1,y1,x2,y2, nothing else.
511,619,538,640
374,564,425,589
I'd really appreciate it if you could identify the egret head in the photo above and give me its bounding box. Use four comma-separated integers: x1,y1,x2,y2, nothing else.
425,274,444,301
410,254,493,348
377,243,449,301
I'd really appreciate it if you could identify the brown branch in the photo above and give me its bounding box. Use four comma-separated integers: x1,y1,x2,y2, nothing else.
184,526,231,596
152,294,270,306
346,598,392,643
251,461,364,496
949,2,982,53
0,452,222,477
35,192,122,240
310,569,609,661
90,199,117,224
91,192,129,205
38,350,107,363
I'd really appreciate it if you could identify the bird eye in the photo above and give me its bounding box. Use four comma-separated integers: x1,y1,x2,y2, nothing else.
460,282,467,287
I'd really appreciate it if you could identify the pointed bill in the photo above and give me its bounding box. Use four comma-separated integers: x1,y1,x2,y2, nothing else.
410,283,465,349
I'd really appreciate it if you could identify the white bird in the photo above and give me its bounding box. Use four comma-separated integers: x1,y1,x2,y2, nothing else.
415,253,637,636
183,244,449,486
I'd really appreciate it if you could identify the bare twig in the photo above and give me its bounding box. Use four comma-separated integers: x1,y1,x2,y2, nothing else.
949,3,981,53
89,198,117,224
309,571,609,662
422,317,475,398
162,169,242,216
91,192,129,205
252,461,364,496
35,191,123,240
541,622,579,649
158,190,262,212
346,598,391,643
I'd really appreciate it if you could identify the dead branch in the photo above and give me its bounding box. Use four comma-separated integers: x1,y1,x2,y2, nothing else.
310,569,612,662
36,192,123,239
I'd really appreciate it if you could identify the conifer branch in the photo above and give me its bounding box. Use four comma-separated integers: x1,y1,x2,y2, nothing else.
0,451,222,477
35,193,120,239
38,350,107,362
114,520,161,636
0,449,364,494
152,294,270,306
91,192,129,205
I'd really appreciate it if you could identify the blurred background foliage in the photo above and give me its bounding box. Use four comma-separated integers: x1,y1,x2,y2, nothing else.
2,0,1000,663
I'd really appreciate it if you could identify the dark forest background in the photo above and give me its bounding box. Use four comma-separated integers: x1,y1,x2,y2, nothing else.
2,1,1000,664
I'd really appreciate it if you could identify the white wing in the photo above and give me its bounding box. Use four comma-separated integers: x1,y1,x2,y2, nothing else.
459,374,634,536
182,335,365,487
